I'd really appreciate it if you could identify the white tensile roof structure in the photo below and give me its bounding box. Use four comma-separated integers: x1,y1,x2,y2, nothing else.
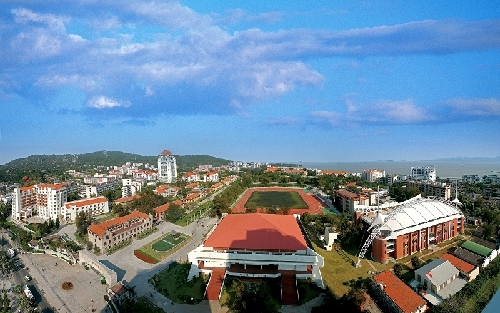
365,195,463,239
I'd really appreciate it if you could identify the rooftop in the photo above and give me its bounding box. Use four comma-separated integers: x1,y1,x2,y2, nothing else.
373,270,426,313
203,213,307,251
453,247,484,267
415,259,458,287
65,196,107,208
440,253,476,274
366,196,463,235
88,210,149,237
461,240,493,257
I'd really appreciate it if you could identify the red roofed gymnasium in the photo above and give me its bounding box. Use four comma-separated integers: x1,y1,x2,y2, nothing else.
187,213,324,305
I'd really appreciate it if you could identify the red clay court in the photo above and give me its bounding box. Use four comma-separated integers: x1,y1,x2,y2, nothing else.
232,187,326,215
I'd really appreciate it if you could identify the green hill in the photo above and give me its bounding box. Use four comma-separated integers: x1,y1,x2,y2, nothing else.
0,151,232,184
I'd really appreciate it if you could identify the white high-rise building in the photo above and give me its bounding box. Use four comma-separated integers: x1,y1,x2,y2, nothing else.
411,165,436,182
12,183,67,220
158,150,177,183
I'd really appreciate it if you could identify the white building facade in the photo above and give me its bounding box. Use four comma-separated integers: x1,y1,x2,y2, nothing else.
63,196,110,221
411,165,436,182
12,183,67,220
158,150,177,183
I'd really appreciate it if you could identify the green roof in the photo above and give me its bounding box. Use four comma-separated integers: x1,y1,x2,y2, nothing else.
461,240,492,257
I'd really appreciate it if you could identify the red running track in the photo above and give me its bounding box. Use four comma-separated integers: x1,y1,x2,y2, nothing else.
231,187,325,215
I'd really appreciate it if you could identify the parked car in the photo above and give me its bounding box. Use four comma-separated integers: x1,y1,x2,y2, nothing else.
24,275,31,282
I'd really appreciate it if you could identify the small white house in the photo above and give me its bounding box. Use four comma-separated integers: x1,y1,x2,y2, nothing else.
323,227,338,251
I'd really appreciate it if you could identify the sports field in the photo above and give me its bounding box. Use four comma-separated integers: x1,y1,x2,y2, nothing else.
152,233,187,251
232,187,326,215
244,191,307,209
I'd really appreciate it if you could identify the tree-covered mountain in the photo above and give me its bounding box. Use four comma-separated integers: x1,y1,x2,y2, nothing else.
0,151,232,184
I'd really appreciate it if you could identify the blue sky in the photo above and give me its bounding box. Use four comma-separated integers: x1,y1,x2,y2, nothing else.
1,1,499,164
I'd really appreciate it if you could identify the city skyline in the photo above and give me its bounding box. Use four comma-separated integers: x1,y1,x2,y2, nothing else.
1,1,500,165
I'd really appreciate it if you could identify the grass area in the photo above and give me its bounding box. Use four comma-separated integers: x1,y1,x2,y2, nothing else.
297,279,323,304
151,233,186,251
136,231,190,262
95,212,116,223
245,191,308,209
314,241,394,297
150,262,208,304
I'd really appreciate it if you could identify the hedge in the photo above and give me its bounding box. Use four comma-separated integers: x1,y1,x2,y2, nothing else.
134,250,159,264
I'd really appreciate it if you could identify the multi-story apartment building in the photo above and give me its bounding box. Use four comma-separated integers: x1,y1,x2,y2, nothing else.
84,181,118,198
182,172,199,182
12,183,67,220
406,180,451,200
362,169,386,182
88,211,153,252
121,179,142,198
153,184,180,197
203,171,219,182
158,150,177,183
361,196,464,263
335,189,371,213
411,165,436,182
63,196,109,221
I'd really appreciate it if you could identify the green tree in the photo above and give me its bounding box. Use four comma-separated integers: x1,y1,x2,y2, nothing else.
75,211,93,237
163,204,185,223
411,256,422,269
393,263,403,278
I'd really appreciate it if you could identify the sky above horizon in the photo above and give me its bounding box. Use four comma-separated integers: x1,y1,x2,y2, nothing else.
1,1,500,165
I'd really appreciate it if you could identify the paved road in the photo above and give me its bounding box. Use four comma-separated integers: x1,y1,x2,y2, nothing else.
1,231,54,312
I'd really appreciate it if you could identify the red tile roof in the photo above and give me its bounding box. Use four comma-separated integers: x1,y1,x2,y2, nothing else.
160,150,172,155
440,253,476,274
204,213,307,251
114,195,141,204
373,270,426,313
65,196,107,208
154,203,170,214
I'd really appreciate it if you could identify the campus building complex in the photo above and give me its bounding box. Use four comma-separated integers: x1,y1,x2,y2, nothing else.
406,180,451,200
88,211,153,252
411,165,436,182
63,196,110,221
359,195,464,263
187,213,324,305
12,183,67,220
158,150,177,183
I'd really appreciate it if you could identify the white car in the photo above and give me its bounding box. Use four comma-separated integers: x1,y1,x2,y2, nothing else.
24,275,31,282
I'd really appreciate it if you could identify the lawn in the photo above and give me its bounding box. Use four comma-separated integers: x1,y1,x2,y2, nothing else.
150,262,208,304
135,232,190,263
244,191,308,209
314,241,395,297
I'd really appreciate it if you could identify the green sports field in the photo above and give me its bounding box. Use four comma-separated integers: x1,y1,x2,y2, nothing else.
244,191,308,209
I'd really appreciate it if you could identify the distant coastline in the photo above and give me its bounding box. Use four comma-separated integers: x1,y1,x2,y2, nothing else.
299,161,500,179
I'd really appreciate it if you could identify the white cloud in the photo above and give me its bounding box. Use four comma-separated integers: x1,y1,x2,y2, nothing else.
444,98,500,116
87,96,130,109
311,97,433,127
12,8,68,32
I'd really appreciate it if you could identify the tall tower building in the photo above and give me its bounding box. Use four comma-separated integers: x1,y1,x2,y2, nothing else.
158,150,177,183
